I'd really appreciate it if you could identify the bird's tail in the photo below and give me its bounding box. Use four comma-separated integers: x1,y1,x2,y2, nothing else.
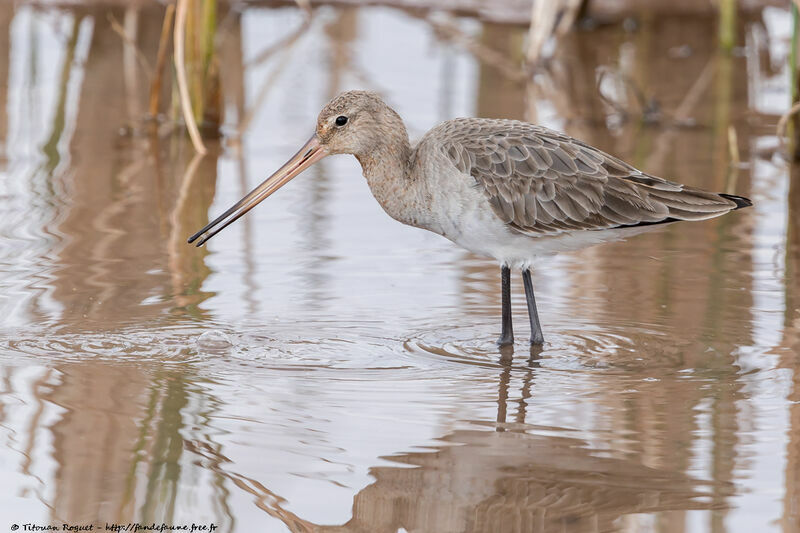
719,193,753,210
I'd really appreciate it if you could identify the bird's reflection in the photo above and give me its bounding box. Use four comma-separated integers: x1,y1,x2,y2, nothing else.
186,355,726,533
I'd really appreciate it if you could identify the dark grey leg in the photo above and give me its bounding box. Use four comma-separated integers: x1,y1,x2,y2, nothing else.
522,269,544,345
497,265,514,346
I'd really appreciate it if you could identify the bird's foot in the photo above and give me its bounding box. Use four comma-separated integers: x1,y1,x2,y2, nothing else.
496,334,514,347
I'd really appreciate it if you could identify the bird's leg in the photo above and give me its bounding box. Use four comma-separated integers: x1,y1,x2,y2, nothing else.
522,269,544,345
497,265,514,346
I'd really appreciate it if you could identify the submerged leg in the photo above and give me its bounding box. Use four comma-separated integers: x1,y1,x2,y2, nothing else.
497,265,514,346
522,269,544,345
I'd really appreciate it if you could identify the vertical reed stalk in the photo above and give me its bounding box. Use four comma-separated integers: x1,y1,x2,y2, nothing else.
713,52,734,191
174,0,206,154
149,4,174,118
792,2,798,104
790,1,799,159
718,0,736,53
184,0,220,133
43,16,81,172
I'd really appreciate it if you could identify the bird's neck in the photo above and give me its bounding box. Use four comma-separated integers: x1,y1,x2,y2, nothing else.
356,134,426,228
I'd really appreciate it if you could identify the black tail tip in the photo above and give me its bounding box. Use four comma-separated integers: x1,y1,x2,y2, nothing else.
719,193,753,209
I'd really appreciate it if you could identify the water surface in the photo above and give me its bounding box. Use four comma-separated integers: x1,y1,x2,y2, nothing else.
0,3,796,532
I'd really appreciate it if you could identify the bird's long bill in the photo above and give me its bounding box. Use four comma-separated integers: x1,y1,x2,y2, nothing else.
188,135,328,247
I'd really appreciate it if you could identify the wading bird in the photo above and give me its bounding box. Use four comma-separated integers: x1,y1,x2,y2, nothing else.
189,91,751,346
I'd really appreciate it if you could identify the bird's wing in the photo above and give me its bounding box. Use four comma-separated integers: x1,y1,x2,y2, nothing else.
437,118,739,236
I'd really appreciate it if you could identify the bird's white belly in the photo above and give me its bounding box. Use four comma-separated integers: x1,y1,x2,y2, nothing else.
422,166,536,268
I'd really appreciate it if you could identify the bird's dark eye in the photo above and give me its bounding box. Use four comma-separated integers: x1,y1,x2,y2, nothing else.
335,116,348,126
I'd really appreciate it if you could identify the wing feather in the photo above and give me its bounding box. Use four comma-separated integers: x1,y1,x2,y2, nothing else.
434,118,742,236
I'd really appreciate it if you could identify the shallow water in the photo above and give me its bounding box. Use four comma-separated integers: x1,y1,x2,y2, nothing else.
0,3,797,532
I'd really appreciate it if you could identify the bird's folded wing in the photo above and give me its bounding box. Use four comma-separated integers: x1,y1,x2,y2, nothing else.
439,119,738,236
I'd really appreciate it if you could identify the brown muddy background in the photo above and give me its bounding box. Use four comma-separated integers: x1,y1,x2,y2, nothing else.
0,1,796,532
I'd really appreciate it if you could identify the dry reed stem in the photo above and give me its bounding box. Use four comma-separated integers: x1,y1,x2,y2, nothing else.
555,0,582,34
149,3,175,118
727,125,740,167
107,12,153,77
777,101,800,151
175,0,207,155
725,125,740,194
528,0,582,65
527,0,558,65
780,1,800,154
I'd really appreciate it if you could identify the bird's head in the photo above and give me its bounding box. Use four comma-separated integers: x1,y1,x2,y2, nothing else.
314,90,406,157
187,90,406,247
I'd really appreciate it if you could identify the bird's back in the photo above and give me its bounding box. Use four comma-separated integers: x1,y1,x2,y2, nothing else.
414,117,750,238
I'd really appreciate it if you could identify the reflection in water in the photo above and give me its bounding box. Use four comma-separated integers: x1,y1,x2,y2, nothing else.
188,425,725,533
0,2,795,532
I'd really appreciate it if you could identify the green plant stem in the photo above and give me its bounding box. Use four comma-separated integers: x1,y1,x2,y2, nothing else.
719,0,736,52
791,2,798,103
790,2,799,159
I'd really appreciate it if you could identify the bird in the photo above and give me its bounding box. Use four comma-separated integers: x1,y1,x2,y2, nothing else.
188,90,751,346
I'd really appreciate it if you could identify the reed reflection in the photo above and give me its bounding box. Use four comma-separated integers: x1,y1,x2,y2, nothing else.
0,4,11,159
780,162,800,530
46,5,229,327
0,5,238,525
41,361,231,529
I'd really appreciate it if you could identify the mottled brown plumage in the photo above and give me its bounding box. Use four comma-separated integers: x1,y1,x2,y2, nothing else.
431,118,747,236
